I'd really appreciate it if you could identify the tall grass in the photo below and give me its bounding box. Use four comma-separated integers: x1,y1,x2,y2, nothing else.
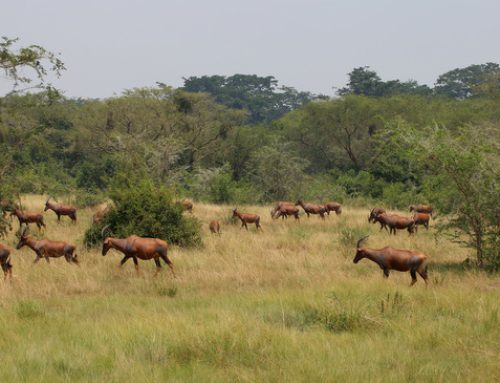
0,195,498,382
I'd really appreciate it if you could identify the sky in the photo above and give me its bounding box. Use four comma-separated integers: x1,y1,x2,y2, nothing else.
2,0,500,98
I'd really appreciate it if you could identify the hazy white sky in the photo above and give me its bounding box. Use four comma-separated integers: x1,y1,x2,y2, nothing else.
2,0,499,98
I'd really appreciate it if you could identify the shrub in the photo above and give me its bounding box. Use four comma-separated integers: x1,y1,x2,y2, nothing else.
84,179,201,248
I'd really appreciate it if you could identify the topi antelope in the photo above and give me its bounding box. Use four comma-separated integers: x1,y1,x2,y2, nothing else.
232,208,262,231
295,199,326,220
10,208,46,230
412,212,430,231
16,225,78,264
0,243,13,279
409,204,433,217
101,227,175,277
44,197,77,222
353,236,428,286
324,201,342,216
209,220,221,235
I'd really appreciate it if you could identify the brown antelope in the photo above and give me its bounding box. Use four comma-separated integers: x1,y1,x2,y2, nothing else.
409,204,433,217
295,199,326,219
0,243,13,279
209,220,221,235
10,208,46,230
353,236,428,286
16,226,78,264
376,213,415,235
181,199,193,213
101,230,175,277
92,204,110,224
270,201,295,219
232,208,262,230
412,212,430,231
273,204,300,221
44,198,77,222
368,207,386,223
324,201,342,215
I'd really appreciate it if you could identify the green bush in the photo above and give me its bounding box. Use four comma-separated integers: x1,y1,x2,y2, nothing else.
84,179,201,248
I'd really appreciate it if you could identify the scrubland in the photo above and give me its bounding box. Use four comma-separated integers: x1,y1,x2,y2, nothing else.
0,195,498,382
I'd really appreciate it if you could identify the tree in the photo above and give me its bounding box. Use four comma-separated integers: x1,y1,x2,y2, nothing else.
182,74,315,123
391,123,500,268
338,67,431,97
1,36,65,93
247,142,308,201
434,62,500,99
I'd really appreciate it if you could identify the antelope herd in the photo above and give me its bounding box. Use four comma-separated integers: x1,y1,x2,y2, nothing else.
0,196,433,285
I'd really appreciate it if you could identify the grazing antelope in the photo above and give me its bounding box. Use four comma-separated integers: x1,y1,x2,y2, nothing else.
0,243,13,279
376,213,415,235
44,198,77,222
209,220,221,235
16,226,78,264
92,204,110,224
409,204,433,217
412,212,430,231
270,201,295,219
295,199,327,219
273,204,300,221
101,230,175,277
10,208,46,230
353,236,428,286
232,208,262,230
324,201,342,215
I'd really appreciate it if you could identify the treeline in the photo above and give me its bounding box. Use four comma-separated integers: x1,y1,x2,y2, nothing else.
0,65,499,265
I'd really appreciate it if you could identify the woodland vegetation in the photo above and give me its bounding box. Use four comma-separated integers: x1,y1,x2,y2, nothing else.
0,37,499,267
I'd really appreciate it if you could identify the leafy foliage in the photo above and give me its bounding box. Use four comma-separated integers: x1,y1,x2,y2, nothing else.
84,179,201,248
182,74,316,123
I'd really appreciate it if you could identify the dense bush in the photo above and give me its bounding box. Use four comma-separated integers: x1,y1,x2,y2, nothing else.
84,179,201,248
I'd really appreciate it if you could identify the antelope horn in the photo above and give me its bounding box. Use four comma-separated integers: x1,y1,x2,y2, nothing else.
356,235,369,248
101,224,111,237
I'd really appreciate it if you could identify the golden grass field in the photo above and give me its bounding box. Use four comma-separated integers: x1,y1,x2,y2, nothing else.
0,195,499,382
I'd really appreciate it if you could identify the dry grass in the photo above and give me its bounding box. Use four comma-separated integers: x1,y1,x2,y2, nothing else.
0,195,498,382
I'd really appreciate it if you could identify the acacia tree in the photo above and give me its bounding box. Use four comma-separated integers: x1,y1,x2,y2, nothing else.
1,36,65,92
391,123,500,268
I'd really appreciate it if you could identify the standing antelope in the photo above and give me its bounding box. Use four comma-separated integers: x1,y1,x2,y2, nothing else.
44,198,77,222
101,231,175,277
376,213,415,235
368,207,386,223
273,204,300,221
353,236,428,286
10,208,46,230
409,204,433,217
270,201,295,219
295,199,327,219
16,226,78,264
232,208,262,231
324,201,342,215
412,212,430,231
0,243,13,279
209,220,221,235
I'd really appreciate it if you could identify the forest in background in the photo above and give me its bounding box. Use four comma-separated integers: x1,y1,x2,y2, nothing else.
0,36,499,266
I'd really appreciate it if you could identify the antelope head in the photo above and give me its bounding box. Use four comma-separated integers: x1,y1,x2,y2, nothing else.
101,225,112,256
16,225,30,250
44,197,51,211
353,235,370,263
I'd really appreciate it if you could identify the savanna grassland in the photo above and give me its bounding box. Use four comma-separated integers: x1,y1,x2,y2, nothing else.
0,195,499,382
